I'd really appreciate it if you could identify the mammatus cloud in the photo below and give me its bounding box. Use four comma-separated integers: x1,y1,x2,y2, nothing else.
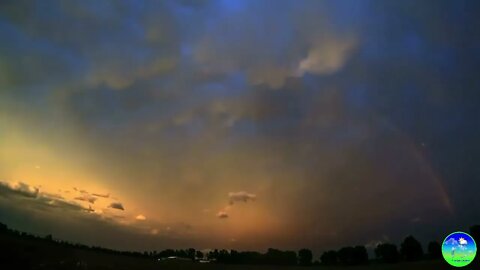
217,211,229,219
0,1,179,91
192,2,358,89
136,214,146,221
229,191,257,205
109,202,125,211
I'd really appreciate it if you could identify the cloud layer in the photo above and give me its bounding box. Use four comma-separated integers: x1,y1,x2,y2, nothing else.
0,181,91,213
229,191,257,205
1,0,480,253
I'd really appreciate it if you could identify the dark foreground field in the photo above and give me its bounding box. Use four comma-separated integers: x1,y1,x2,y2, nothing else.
156,260,453,270
0,230,459,270
0,253,457,270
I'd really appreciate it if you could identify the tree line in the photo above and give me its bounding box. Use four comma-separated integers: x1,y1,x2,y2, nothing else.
1,222,479,266
321,226,480,266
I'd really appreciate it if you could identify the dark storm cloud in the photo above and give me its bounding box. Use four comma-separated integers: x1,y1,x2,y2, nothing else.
40,197,92,213
1,0,480,253
109,202,125,211
0,181,90,213
0,182,39,198
0,181,206,251
0,191,201,252
0,0,180,91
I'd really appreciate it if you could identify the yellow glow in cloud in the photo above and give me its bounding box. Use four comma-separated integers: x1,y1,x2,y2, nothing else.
297,37,356,76
136,214,146,221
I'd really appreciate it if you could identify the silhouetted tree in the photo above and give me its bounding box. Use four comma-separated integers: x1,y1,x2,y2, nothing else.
207,249,219,260
338,247,355,265
353,246,368,264
320,250,338,265
298,249,313,266
196,250,204,259
187,248,196,260
374,243,399,263
400,236,423,261
427,241,441,259
158,248,175,258
229,250,239,263
0,222,7,232
231,250,263,264
44,234,53,241
338,246,368,265
217,249,230,262
471,225,480,265
265,248,297,265
470,225,480,245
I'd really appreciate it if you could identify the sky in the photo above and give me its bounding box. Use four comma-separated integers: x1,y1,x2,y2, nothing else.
1,0,480,255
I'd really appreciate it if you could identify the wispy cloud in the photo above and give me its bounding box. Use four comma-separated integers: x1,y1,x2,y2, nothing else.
215,191,257,219
92,193,110,198
74,194,97,204
217,211,229,219
229,191,256,205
